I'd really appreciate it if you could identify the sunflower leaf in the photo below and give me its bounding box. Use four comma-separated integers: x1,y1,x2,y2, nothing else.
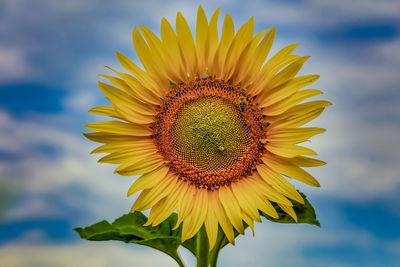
74,212,185,266
261,191,320,226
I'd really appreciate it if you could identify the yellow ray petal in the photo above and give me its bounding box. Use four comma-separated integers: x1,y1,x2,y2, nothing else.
212,13,234,77
241,178,279,219
249,173,293,206
91,141,155,154
181,189,208,242
115,52,162,97
262,89,323,116
259,74,320,108
204,201,219,249
160,18,186,81
116,157,165,176
131,172,177,211
98,148,157,164
103,67,161,106
132,27,169,95
241,211,255,235
97,82,155,124
249,43,300,95
83,132,147,144
196,5,209,71
219,186,244,234
208,8,220,64
127,165,170,196
210,191,235,244
231,181,261,222
146,181,182,226
270,101,332,129
174,184,194,230
278,203,298,222
267,127,326,143
140,25,183,84
88,106,121,119
266,143,318,158
291,156,326,167
247,27,276,80
85,121,152,136
232,28,269,84
176,12,198,75
268,56,310,89
262,153,320,187
223,17,254,79
257,164,304,203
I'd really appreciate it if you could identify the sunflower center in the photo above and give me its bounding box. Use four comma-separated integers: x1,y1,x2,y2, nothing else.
171,97,252,172
153,77,266,190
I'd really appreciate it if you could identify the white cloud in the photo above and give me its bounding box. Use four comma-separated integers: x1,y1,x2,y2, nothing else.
0,242,180,267
0,46,30,82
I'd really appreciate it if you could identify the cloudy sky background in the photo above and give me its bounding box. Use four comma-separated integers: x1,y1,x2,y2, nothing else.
1,0,400,266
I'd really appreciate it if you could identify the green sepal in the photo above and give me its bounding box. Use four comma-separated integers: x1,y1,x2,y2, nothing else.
74,212,184,266
261,191,320,226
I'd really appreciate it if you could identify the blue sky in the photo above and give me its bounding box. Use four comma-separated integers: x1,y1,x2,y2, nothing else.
1,0,400,266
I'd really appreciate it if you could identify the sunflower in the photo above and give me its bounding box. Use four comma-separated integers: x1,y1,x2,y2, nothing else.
85,6,331,249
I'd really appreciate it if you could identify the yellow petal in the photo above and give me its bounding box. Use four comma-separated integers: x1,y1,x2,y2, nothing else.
249,173,293,206
278,203,298,222
116,157,165,176
115,52,163,97
205,202,219,249
266,143,318,158
88,106,121,119
131,172,177,211
196,5,209,71
104,67,161,106
91,140,154,154
262,89,323,116
231,181,261,222
269,101,332,129
174,184,194,230
127,165,170,196
83,132,146,144
97,82,155,124
259,74,320,108
208,8,220,64
181,189,208,242
223,17,254,79
219,186,244,234
85,121,152,136
268,56,310,89
241,211,255,236
210,191,235,244
257,164,304,204
262,153,320,187
267,127,326,143
176,12,197,75
98,148,157,164
232,28,269,85
242,178,279,218
212,13,234,77
291,156,326,167
160,18,186,81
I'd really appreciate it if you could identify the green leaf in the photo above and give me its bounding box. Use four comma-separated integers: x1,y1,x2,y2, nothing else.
75,212,185,267
261,191,320,226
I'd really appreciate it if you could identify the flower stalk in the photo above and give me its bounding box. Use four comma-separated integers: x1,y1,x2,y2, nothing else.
197,225,210,267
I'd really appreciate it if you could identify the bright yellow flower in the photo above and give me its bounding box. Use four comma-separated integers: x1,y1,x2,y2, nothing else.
85,6,331,249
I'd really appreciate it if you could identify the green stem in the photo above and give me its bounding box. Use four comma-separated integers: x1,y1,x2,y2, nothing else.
196,225,209,267
209,236,225,267
174,255,185,267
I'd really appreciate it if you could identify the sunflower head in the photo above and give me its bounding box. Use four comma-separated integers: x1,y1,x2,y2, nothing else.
85,5,331,249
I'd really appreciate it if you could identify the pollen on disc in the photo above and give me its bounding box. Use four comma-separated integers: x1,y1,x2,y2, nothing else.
171,97,252,172
152,77,265,190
